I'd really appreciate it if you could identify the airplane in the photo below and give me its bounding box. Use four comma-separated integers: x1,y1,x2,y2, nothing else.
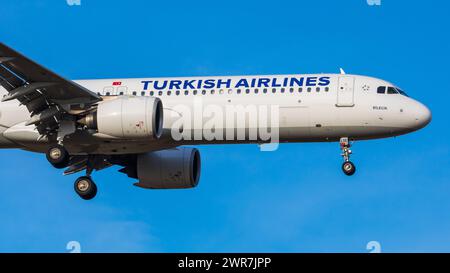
0,43,431,200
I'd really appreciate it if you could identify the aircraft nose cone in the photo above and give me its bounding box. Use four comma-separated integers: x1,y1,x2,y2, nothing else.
414,102,432,129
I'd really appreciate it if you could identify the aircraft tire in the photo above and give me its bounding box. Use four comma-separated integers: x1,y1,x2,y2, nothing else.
342,161,356,176
74,176,97,200
46,144,70,169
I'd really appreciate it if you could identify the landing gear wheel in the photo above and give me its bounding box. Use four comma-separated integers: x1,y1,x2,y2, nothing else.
74,176,97,200
342,161,356,176
46,144,70,169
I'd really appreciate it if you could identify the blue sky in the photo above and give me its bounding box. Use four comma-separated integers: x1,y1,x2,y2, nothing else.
0,0,449,252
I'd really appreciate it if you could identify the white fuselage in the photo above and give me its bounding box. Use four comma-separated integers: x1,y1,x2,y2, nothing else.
0,74,431,155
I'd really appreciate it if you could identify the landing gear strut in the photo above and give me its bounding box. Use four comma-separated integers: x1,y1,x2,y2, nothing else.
46,144,70,169
74,176,97,200
340,137,356,176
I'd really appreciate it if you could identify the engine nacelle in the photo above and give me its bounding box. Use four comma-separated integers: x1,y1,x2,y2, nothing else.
134,148,201,189
81,96,163,139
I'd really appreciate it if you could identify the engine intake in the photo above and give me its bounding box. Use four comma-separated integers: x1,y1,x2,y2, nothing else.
81,96,163,139
132,148,201,189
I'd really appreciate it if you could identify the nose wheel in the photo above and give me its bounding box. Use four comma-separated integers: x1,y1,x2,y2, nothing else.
342,161,356,176
74,176,97,200
340,137,356,176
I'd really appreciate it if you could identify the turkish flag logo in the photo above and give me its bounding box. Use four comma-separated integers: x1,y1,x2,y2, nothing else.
112,81,122,86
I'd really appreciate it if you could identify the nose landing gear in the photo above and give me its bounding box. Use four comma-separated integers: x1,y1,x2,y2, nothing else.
340,137,356,176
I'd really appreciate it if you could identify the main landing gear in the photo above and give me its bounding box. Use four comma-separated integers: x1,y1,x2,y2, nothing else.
74,176,97,200
74,160,98,200
46,144,70,169
46,143,98,200
340,137,356,176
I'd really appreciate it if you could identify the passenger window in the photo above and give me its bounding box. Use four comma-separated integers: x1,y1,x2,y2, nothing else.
103,86,114,96
150,91,154,96
377,86,386,94
387,87,398,94
159,91,163,96
117,86,127,95
141,91,145,96
132,91,137,96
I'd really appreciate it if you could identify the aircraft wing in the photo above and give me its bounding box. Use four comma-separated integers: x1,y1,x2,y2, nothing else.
0,42,102,136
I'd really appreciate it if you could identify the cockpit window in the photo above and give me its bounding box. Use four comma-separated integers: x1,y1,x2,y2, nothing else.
377,86,386,94
395,87,409,97
387,87,398,94
377,85,408,96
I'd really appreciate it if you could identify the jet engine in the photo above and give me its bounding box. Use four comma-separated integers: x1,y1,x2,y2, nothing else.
80,96,163,139
119,148,201,189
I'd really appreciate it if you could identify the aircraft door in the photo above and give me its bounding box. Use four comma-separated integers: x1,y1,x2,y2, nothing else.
336,76,355,107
